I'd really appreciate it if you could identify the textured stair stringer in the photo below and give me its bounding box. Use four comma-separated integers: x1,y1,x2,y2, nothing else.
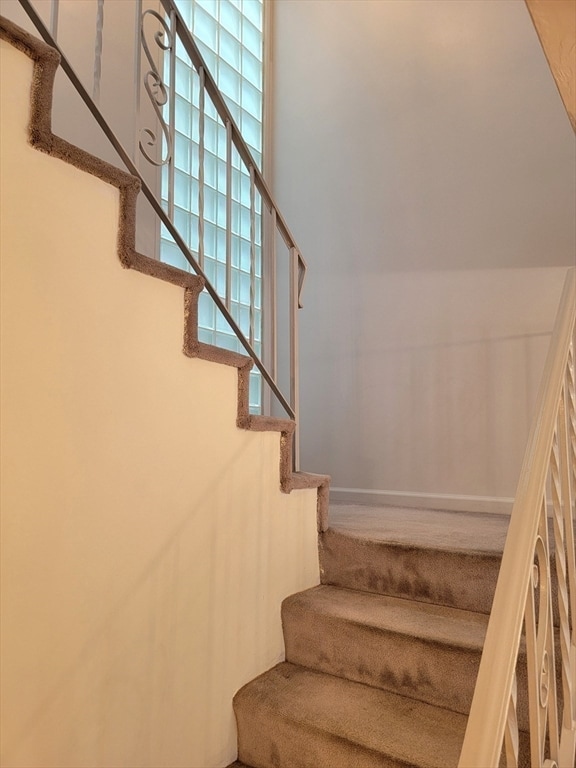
233,662,467,768
320,527,501,613
0,14,330,530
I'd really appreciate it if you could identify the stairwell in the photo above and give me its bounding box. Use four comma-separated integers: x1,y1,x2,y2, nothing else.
4,13,511,767
229,504,528,768
2,7,574,768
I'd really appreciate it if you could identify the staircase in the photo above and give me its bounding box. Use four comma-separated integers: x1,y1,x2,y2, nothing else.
2,6,574,766
0,15,328,767
230,504,516,768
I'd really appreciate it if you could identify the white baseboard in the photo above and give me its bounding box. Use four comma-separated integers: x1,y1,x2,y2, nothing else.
329,487,515,515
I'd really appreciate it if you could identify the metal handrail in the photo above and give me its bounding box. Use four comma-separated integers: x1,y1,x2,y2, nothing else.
459,267,576,767
18,0,306,450
157,0,306,276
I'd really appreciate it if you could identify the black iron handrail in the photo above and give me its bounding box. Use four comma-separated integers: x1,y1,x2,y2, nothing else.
18,0,305,432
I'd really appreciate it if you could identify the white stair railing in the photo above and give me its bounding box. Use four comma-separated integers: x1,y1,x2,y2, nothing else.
459,267,576,768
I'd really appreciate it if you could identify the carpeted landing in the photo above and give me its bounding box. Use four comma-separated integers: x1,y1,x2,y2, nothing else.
228,504,515,768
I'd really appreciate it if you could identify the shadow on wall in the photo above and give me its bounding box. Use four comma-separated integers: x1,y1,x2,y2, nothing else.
273,0,575,507
298,267,569,504
4,441,265,767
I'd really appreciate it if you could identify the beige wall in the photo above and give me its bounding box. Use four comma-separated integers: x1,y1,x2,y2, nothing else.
1,0,163,258
0,39,319,768
526,0,576,131
272,0,576,511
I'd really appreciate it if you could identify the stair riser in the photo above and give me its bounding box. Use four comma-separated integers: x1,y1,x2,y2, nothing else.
234,658,535,768
233,663,468,768
320,529,501,614
283,604,481,716
284,605,532,731
237,717,415,768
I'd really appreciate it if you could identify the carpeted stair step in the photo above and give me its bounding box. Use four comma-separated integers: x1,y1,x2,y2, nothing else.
320,526,502,614
282,584,488,715
233,662,467,768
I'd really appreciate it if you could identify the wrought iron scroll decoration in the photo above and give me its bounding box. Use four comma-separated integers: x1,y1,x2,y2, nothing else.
458,271,575,768
139,9,173,167
525,523,561,767
551,416,573,739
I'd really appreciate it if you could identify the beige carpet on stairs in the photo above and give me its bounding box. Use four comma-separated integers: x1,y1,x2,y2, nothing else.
229,504,531,768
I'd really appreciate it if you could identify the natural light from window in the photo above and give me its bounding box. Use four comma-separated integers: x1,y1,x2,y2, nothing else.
160,0,264,410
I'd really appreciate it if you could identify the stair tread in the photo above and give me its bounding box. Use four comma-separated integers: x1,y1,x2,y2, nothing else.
234,662,467,768
284,584,488,650
329,504,508,554
320,526,500,613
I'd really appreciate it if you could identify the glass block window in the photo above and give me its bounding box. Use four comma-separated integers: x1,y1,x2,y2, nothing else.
160,0,264,411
